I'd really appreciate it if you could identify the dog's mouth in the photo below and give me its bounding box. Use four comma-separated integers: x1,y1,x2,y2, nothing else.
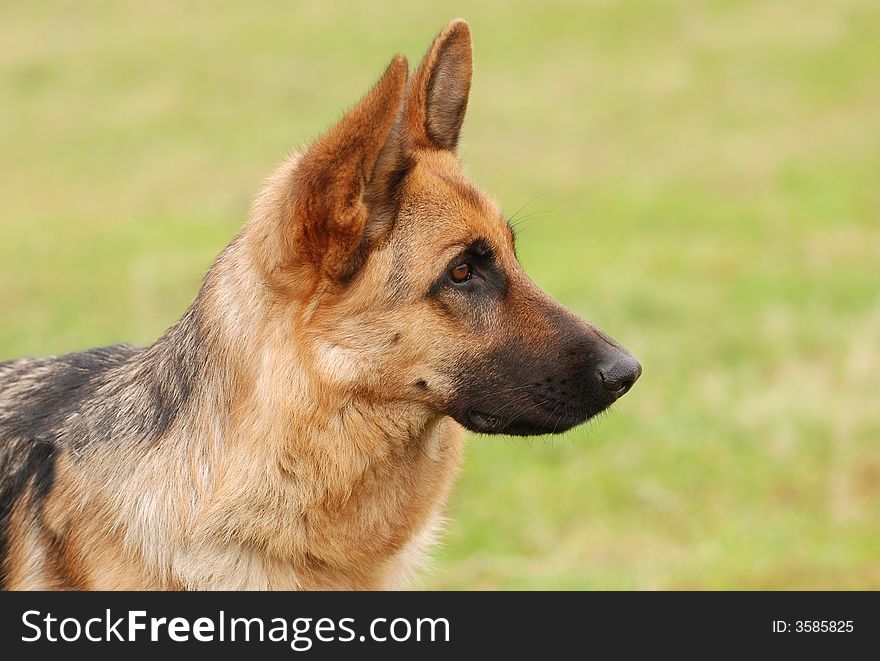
465,409,504,433
461,406,593,437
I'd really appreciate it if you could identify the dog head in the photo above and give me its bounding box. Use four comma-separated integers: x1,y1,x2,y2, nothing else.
248,20,640,436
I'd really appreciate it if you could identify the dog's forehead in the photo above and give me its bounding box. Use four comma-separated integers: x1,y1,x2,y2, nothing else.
398,154,511,251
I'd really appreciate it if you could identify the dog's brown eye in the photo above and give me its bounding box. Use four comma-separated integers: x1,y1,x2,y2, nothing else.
449,262,472,284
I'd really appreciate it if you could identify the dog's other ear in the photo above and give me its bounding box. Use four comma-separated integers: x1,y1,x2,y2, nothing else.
405,19,473,151
287,54,408,280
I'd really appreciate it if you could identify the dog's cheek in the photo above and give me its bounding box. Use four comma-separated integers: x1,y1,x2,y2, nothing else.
314,343,365,386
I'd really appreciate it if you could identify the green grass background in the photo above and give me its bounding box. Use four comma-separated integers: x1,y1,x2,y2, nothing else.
2,1,878,588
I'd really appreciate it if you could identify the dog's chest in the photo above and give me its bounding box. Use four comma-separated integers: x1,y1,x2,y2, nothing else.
186,416,466,590
295,418,466,587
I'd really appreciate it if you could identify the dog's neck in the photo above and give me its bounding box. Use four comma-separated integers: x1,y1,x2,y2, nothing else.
119,246,461,589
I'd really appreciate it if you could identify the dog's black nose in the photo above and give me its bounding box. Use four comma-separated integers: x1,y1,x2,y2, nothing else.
598,353,642,398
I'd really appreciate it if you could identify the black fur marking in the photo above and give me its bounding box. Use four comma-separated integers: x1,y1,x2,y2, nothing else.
0,346,133,586
0,346,136,445
140,306,205,444
132,305,207,447
0,305,206,452
0,304,209,585
0,438,57,589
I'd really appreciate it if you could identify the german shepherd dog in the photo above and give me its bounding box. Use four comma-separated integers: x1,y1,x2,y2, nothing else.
0,20,640,590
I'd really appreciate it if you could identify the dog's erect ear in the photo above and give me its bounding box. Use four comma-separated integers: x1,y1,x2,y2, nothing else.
405,19,473,151
289,54,408,280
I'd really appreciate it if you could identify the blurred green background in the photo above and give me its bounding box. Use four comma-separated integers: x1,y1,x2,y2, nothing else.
2,1,878,588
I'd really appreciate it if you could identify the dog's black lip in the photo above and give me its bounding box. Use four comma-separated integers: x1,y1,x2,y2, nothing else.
465,409,503,432
462,406,601,436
